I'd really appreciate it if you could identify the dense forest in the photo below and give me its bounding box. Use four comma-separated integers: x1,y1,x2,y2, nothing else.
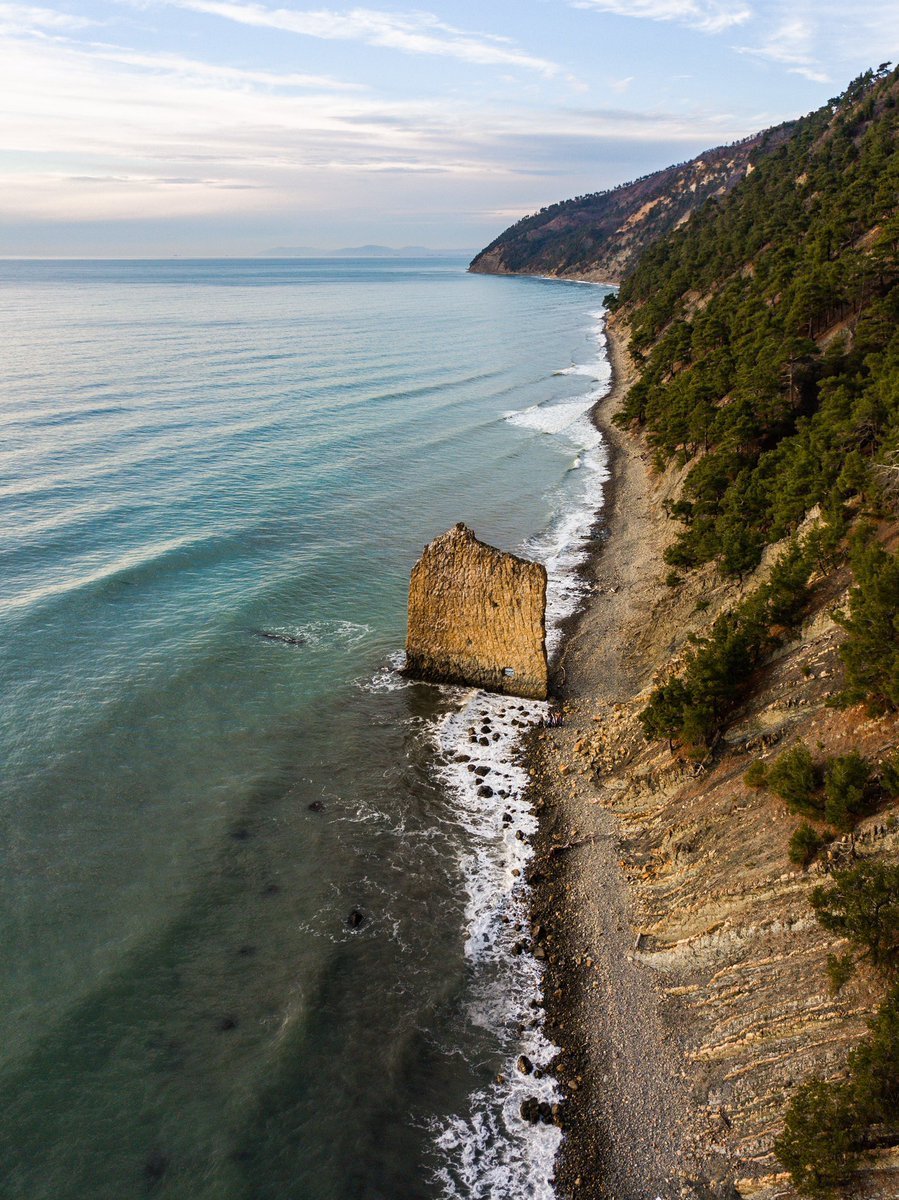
613,65,898,578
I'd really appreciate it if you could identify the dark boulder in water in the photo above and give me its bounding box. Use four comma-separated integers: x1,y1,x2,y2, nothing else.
307,800,324,812
144,1149,168,1184
254,629,307,647
347,909,366,930
517,1054,534,1075
520,1097,554,1125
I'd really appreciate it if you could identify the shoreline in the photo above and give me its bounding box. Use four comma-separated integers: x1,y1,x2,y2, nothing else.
524,315,700,1199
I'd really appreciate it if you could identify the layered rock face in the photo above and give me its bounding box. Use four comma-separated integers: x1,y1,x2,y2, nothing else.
405,524,548,700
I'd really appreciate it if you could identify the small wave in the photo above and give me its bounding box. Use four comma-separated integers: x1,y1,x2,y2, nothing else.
359,649,414,693
552,364,600,379
504,395,597,437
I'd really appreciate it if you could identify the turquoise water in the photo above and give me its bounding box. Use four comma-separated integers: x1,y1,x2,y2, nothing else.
0,258,611,1199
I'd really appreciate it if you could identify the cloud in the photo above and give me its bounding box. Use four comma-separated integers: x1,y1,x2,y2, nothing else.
737,14,830,82
0,25,756,225
169,2,564,77
88,44,365,90
0,2,97,32
572,0,752,34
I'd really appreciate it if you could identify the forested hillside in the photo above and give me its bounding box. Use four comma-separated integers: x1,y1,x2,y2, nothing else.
468,127,793,282
612,63,899,1194
475,62,899,1196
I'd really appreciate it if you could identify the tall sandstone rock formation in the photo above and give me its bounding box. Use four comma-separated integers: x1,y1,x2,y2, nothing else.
405,524,548,700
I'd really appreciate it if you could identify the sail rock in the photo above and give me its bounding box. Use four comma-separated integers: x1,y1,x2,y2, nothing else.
405,523,548,700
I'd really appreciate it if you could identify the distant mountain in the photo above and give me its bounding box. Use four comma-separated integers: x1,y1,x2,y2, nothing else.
469,125,795,283
262,245,475,258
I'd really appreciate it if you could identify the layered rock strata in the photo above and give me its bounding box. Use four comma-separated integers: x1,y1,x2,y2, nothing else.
405,523,548,700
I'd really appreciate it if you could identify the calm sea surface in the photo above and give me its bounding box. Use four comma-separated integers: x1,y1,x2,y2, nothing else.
0,258,611,1200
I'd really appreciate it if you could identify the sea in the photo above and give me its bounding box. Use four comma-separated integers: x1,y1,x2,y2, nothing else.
0,257,612,1200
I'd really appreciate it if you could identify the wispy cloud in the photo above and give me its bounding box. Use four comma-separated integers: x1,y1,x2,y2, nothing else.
572,0,752,34
737,14,829,82
0,2,97,32
0,26,751,224
170,2,565,77
88,43,365,90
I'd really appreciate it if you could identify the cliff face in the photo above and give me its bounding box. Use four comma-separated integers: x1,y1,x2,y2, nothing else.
469,127,792,282
405,523,548,700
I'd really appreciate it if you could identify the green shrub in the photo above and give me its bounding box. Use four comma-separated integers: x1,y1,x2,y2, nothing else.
849,984,899,1121
665,569,683,587
880,751,899,798
810,860,899,974
775,1078,859,1196
767,745,823,814
837,537,899,713
789,822,829,868
823,751,873,829
826,951,855,994
744,760,769,788
776,986,899,1194
640,544,811,751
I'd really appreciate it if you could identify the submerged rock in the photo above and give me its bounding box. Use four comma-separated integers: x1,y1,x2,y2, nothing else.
405,523,548,700
144,1149,168,1184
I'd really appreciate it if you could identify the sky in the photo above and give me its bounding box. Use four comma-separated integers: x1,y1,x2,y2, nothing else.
1,0,895,255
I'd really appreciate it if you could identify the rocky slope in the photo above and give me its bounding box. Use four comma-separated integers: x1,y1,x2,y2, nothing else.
529,320,899,1200
479,63,899,1199
469,126,792,283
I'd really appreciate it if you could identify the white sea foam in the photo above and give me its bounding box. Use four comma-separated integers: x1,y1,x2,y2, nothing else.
430,307,613,1198
361,649,414,693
